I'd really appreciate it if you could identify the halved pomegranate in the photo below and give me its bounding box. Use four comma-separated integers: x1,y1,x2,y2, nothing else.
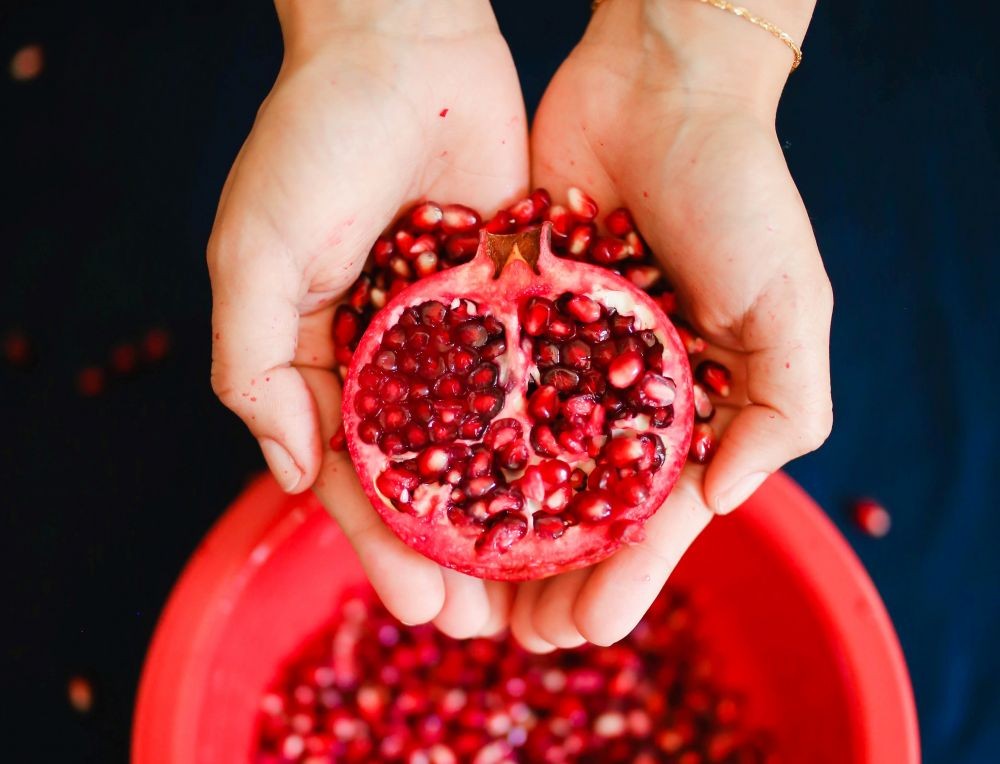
342,224,693,580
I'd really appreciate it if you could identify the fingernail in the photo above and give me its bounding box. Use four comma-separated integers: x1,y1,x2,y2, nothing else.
258,437,302,492
715,471,769,515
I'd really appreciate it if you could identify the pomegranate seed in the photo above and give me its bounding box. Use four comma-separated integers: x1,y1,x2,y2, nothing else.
605,436,645,467
373,237,395,266
109,343,138,374
409,233,438,257
508,196,538,225
533,513,567,539
676,324,707,355
607,350,645,388
636,372,676,407
410,202,443,231
530,425,560,457
696,360,732,397
604,208,634,236
476,512,528,554
568,490,616,522
444,234,479,262
141,328,171,362
414,251,440,277
852,497,891,537
625,230,646,257
333,305,361,347
567,187,598,221
538,459,571,486
693,384,715,421
688,423,717,464
521,297,553,336
376,467,419,502
591,237,630,264
624,265,661,290
567,223,596,257
329,425,347,451
485,211,516,234
497,441,529,471
370,287,388,308
565,294,602,323
67,675,93,713
417,446,451,478
76,366,106,397
441,204,481,234
547,204,574,238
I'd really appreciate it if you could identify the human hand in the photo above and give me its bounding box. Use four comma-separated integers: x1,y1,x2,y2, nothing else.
513,0,832,651
208,0,527,634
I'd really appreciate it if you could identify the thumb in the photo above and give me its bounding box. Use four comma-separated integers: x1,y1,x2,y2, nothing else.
209,244,321,493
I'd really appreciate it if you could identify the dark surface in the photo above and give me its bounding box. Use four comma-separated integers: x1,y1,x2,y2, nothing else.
1,1,997,761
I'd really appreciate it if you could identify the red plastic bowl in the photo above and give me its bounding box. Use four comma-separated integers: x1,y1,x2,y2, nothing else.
132,473,919,763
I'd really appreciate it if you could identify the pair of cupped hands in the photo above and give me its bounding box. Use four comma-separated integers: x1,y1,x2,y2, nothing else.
208,0,831,652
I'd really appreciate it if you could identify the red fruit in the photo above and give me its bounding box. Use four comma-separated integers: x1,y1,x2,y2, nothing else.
852,497,891,538
688,423,717,464
141,328,171,362
695,359,732,397
342,225,693,580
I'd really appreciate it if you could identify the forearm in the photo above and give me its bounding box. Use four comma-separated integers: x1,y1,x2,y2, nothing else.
274,0,499,47
590,0,817,113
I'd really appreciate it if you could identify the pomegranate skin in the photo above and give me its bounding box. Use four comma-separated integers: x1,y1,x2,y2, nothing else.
343,224,693,580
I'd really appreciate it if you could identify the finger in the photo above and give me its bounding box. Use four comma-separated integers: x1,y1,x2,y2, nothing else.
209,245,320,493
477,581,514,637
704,278,834,514
433,569,494,639
304,366,446,626
510,580,558,654
574,473,713,646
531,569,591,649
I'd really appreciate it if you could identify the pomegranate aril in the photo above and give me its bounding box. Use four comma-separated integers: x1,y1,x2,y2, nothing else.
541,366,580,392
693,384,715,421
480,337,506,360
564,294,602,323
476,512,528,554
579,319,611,343
441,204,481,234
455,319,489,348
530,425,561,457
567,187,598,221
329,425,347,451
852,497,891,537
635,372,676,407
373,237,395,266
444,234,479,263
533,513,567,540
521,297,553,337
625,265,661,290
483,418,522,450
618,474,652,506
418,446,451,478
591,237,630,264
467,363,498,389
696,360,732,397
333,306,362,348
358,418,381,444
608,350,645,388
545,316,576,341
538,459,572,486
414,251,439,277
689,423,717,464
570,490,617,522
497,441,529,471
469,389,503,417
377,467,419,502
605,436,645,467
485,210,516,234
508,196,539,225
605,207,635,236
459,414,487,439
528,385,560,421
409,202,443,231
567,223,596,257
610,313,635,336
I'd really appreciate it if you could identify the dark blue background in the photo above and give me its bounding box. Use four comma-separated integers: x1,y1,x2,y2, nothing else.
1,1,997,761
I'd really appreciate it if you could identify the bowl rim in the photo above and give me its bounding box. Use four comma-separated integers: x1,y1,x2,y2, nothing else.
132,472,919,763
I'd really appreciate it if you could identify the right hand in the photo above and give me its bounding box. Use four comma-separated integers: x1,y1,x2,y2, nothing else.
207,0,528,635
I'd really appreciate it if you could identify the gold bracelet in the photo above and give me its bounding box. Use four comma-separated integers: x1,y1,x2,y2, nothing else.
592,0,803,73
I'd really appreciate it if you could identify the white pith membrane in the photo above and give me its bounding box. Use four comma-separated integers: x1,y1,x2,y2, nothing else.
343,226,693,580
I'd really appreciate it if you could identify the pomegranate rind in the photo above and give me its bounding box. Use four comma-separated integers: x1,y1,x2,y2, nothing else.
343,224,693,581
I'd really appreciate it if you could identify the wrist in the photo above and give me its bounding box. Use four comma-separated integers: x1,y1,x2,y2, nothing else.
276,0,499,50
589,0,815,115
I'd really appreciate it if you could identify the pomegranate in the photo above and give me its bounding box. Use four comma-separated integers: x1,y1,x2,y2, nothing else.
341,223,694,580
254,587,773,763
